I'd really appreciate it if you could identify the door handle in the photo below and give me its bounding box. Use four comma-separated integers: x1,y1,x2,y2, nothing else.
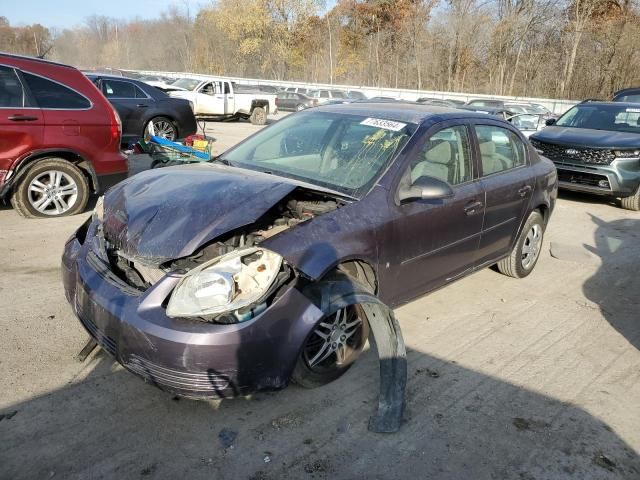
518,185,532,197
136,104,149,108
464,200,484,216
8,115,39,121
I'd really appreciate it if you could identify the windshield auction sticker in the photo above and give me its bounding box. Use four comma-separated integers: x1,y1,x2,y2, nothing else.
625,108,640,113
360,118,407,131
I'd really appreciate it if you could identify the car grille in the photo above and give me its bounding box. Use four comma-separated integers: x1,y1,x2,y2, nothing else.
531,139,615,165
79,314,117,356
124,354,231,394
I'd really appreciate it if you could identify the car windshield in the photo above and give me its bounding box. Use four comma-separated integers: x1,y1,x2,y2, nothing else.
171,78,201,90
220,111,417,198
555,104,640,134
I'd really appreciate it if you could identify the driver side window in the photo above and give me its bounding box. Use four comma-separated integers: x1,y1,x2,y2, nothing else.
201,83,215,95
410,126,473,186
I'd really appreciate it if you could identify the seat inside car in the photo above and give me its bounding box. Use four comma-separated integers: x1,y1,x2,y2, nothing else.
412,140,455,184
479,140,508,175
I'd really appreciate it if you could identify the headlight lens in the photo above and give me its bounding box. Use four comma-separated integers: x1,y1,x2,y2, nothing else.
166,247,283,318
614,150,640,159
92,195,104,223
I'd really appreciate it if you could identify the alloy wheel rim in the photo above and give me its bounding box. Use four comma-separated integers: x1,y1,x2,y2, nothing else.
27,170,78,215
304,307,364,370
153,120,176,140
521,224,542,269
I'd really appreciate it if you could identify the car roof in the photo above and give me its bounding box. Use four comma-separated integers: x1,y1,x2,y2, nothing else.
316,101,502,124
578,101,640,107
86,73,141,82
614,87,640,96
0,52,75,69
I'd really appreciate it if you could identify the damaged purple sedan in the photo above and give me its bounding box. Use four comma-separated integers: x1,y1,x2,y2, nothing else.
62,103,557,399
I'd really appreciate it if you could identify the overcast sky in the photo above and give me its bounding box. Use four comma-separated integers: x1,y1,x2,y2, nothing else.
3,0,203,29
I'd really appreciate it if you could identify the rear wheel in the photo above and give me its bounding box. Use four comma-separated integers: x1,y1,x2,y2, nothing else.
292,305,369,388
10,158,89,218
149,116,177,141
249,106,267,125
497,210,544,278
620,185,640,211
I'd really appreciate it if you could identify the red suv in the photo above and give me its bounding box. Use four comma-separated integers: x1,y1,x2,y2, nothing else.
0,53,127,217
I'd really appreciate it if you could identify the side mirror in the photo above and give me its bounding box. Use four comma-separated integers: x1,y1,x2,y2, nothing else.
545,118,556,126
398,176,454,203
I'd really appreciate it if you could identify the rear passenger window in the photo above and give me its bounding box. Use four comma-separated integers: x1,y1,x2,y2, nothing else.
410,126,473,186
22,72,90,109
103,80,146,99
0,66,26,107
475,125,526,175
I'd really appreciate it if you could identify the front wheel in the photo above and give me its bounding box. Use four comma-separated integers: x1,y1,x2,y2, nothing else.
296,104,305,111
497,210,544,278
292,305,369,388
620,185,640,211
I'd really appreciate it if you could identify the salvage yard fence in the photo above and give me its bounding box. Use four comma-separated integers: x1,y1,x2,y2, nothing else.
129,70,579,115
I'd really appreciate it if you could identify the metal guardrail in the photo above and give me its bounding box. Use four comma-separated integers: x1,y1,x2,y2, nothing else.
128,69,578,114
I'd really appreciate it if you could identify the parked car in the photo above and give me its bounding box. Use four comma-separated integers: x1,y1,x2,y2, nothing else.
87,74,197,146
346,90,367,100
0,54,127,218
308,89,348,104
283,86,312,95
417,98,460,108
459,105,516,120
275,91,317,111
166,78,276,125
530,101,640,210
62,102,557,399
139,75,175,91
613,87,640,103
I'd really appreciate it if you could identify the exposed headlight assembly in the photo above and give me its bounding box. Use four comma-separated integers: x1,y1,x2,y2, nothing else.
166,247,283,318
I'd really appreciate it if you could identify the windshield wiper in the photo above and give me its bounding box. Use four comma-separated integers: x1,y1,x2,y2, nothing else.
211,155,233,166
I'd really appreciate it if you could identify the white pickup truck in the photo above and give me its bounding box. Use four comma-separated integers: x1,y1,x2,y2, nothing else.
166,78,277,125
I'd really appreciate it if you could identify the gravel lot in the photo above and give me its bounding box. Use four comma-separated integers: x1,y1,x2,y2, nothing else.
1,115,639,480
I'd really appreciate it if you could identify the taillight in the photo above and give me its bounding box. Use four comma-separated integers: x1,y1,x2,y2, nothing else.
110,110,122,146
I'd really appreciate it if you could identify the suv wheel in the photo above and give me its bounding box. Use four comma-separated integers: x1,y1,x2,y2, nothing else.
497,210,544,278
10,158,89,218
620,185,640,211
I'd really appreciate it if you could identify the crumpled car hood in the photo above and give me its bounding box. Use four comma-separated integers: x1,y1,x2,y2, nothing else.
102,164,297,265
532,127,640,149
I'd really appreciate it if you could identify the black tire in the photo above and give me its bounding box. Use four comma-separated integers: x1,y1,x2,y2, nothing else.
10,158,89,218
148,116,177,141
497,210,545,278
296,103,305,111
292,305,370,388
620,185,640,211
249,106,267,125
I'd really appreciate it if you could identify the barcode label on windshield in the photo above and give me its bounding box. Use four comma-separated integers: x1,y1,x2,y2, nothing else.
626,108,640,113
360,118,407,131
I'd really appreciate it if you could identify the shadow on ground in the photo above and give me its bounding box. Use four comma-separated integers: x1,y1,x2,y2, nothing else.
1,343,638,480
583,215,640,351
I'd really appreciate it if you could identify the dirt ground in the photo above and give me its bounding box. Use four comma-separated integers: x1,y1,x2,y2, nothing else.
0,116,639,480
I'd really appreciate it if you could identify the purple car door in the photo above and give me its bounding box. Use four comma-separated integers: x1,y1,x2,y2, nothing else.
381,123,485,306
472,123,534,266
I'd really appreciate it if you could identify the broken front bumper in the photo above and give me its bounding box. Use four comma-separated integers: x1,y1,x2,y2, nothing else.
61,222,324,399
